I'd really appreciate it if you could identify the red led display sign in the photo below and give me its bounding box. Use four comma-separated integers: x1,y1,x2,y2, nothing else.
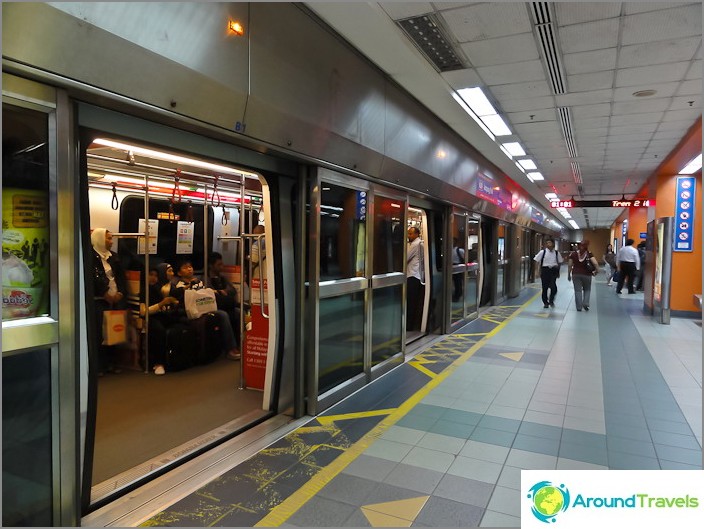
550,199,655,208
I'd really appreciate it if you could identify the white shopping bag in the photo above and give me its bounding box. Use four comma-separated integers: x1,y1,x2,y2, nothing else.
183,288,217,319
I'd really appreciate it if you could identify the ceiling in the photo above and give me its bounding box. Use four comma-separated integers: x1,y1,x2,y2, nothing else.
306,2,702,229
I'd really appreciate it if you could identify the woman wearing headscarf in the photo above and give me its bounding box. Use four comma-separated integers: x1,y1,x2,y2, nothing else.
140,264,179,375
91,228,128,375
567,240,600,312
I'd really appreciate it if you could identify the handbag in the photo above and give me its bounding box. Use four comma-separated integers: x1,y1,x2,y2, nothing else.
183,288,217,319
584,254,596,274
102,310,128,345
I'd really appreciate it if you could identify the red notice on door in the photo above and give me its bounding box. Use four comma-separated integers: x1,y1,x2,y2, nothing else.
244,278,268,390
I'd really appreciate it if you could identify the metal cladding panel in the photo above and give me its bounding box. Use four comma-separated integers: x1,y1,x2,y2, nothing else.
244,3,386,176
3,2,248,129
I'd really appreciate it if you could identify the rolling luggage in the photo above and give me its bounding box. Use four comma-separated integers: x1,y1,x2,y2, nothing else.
164,322,198,371
194,312,225,365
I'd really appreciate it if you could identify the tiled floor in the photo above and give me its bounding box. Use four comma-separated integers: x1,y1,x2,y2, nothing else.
286,277,702,527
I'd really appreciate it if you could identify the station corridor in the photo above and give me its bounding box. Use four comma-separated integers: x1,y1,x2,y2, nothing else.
141,274,702,527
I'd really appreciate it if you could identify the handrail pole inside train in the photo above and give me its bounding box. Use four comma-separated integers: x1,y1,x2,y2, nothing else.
239,180,246,390
203,183,209,313
143,171,150,375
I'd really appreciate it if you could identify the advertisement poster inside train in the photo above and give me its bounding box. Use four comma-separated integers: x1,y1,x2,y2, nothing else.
176,221,194,254
244,278,268,390
137,218,159,254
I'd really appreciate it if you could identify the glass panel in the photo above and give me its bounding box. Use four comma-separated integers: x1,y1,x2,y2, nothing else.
2,104,51,321
320,183,367,281
319,292,365,394
2,349,53,526
467,220,480,265
465,273,478,316
371,285,402,365
497,266,505,299
372,195,404,275
451,272,464,324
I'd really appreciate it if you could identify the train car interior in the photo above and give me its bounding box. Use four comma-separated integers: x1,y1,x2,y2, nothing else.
82,135,278,506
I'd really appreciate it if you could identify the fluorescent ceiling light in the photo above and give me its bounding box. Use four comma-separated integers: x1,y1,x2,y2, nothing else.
481,114,512,136
568,220,579,229
93,138,258,177
500,146,513,160
527,172,544,181
518,159,537,170
514,162,525,173
451,93,495,140
545,193,558,200
456,87,497,117
679,153,702,174
502,142,526,156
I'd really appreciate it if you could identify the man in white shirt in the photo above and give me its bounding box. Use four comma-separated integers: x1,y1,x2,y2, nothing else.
534,238,563,308
407,226,424,331
616,238,640,294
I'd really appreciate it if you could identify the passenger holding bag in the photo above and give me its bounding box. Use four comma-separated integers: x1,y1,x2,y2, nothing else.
183,288,217,319
567,240,599,312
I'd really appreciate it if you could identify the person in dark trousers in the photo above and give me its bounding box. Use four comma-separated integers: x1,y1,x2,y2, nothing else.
635,241,646,291
207,252,242,351
567,240,599,311
616,238,640,294
406,226,424,331
451,237,465,302
533,238,563,308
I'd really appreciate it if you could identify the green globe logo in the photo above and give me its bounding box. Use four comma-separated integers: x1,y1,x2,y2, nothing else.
527,481,570,523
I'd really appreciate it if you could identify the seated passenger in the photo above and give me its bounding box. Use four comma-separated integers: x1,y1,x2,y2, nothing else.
174,259,240,360
207,252,242,348
140,264,180,375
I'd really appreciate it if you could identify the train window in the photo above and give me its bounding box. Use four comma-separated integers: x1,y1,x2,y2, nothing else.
2,104,51,322
319,183,367,281
372,195,404,275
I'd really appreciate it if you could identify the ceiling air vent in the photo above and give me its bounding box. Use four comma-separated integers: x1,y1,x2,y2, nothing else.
397,14,465,72
531,2,567,95
559,107,578,159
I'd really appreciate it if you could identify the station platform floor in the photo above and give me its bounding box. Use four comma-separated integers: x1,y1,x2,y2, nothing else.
142,275,702,527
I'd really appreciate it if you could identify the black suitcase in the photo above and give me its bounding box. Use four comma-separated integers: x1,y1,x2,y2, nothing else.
194,312,225,365
165,323,198,371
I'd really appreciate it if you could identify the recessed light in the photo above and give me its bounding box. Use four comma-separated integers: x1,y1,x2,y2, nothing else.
632,90,657,97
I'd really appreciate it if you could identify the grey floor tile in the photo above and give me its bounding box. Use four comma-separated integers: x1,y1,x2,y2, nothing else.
429,419,476,439
342,455,398,482
402,446,455,473
607,450,660,469
447,456,503,484
411,403,450,419
317,474,379,506
604,421,652,442
653,444,702,466
561,429,606,448
383,463,445,494
496,464,522,490
556,457,608,470
480,509,520,527
606,436,656,458
505,449,557,470
415,495,484,527
380,425,426,445
286,496,357,527
364,481,432,505
460,440,510,464
477,415,521,433
513,433,560,456
487,486,521,517
646,417,694,435
558,441,608,466
658,460,702,470
397,414,440,432
649,430,702,450
364,438,414,462
442,408,483,426
470,427,516,447
341,509,371,527
517,421,562,440
417,432,467,455
433,474,494,508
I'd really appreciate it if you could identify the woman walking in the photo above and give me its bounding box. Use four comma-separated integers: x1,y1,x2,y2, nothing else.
568,241,599,312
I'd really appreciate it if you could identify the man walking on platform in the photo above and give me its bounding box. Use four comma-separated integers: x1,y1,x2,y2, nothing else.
534,238,562,308
616,238,640,294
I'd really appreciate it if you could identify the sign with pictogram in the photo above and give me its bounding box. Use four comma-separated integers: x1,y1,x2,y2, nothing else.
674,176,696,252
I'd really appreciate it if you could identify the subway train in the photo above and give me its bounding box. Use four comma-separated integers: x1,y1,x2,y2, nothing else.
1,3,565,523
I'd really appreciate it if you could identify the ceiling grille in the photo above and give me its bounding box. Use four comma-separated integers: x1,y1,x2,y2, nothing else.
559,107,578,158
531,2,567,95
397,14,465,72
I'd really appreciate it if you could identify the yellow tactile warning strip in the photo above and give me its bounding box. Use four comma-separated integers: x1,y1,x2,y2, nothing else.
142,289,540,527
499,352,525,362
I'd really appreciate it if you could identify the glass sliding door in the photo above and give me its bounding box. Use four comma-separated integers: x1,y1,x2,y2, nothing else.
465,218,480,318
450,213,467,326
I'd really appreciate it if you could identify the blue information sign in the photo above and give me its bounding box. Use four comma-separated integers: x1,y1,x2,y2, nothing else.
356,191,367,221
674,176,696,252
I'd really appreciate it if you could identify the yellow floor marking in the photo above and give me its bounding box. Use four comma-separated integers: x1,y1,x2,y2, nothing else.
534,312,550,318
481,316,503,324
317,408,396,426
254,290,541,527
361,509,412,527
408,361,438,379
295,425,340,435
362,495,430,521
499,352,524,362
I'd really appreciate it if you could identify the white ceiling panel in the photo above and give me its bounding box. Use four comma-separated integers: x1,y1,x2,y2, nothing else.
440,2,532,42
441,68,483,89
379,2,433,20
490,80,552,99
617,37,701,68
609,112,664,126
623,3,694,16
657,119,699,131
564,48,618,75
461,33,540,67
647,139,681,151
605,141,650,151
514,121,563,135
677,79,702,95
621,5,702,45
573,116,611,130
567,71,615,92
669,95,702,110
613,82,680,101
496,95,556,113
652,129,689,141
685,60,702,79
608,132,656,143
615,62,690,87
559,18,621,54
612,98,672,114
476,60,547,85
555,2,622,26
662,108,703,122
571,103,612,118
506,108,558,124
576,127,610,137
554,89,614,107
